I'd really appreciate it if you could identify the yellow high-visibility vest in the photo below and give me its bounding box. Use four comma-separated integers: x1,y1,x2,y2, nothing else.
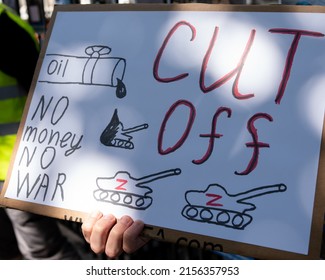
0,4,38,181
0,70,26,180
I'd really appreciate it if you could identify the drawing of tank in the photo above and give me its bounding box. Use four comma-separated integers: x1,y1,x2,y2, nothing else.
38,45,127,98
181,183,287,230
100,108,148,149
94,168,181,210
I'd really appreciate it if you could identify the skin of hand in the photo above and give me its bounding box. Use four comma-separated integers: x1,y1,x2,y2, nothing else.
81,211,150,259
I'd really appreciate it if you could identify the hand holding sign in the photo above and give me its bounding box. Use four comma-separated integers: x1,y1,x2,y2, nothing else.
81,211,150,258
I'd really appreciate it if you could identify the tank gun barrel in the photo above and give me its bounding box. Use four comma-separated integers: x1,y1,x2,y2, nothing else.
137,168,181,185
122,123,149,135
235,183,286,201
96,168,181,191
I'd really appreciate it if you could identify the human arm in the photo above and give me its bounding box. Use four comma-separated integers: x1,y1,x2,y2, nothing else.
81,211,150,259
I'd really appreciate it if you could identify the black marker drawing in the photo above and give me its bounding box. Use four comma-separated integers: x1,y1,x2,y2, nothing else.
100,109,148,149
182,183,287,230
39,45,127,98
94,168,181,210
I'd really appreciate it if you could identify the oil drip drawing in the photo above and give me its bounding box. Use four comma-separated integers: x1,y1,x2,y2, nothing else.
182,183,287,230
94,168,181,210
39,45,127,98
100,109,149,149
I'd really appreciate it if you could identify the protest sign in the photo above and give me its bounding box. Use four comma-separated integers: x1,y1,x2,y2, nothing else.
1,4,324,259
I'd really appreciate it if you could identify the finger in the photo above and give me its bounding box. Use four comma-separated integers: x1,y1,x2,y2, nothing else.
90,214,117,254
105,215,133,258
123,220,150,254
81,211,103,243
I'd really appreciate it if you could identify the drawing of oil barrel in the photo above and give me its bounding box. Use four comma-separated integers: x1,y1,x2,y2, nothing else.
181,183,287,230
94,168,181,210
38,45,127,98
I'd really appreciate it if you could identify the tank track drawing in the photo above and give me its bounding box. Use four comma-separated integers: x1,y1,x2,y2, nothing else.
93,189,152,210
109,139,134,149
182,205,253,230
